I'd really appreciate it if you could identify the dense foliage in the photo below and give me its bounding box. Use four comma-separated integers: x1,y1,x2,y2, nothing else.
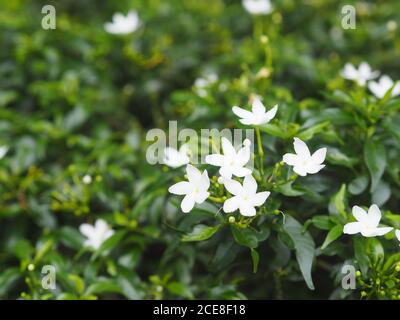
1,0,400,300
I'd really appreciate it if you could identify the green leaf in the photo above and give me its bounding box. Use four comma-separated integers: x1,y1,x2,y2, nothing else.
275,181,304,197
91,231,126,260
321,225,343,250
371,181,391,206
258,123,287,138
0,268,20,297
58,226,84,250
297,121,330,141
354,238,369,276
231,226,258,248
68,274,85,295
366,238,384,265
166,282,194,299
313,216,334,230
283,216,315,290
348,175,369,195
131,188,166,218
250,248,260,273
181,224,221,242
13,239,33,261
364,140,386,192
85,279,123,296
329,184,347,219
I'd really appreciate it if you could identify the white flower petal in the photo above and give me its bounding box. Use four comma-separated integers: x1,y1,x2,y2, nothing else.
343,222,362,235
367,204,381,227
186,164,202,183
194,191,209,204
250,191,270,206
311,147,327,165
293,137,311,158
95,219,109,233
231,166,252,177
265,104,278,121
219,166,233,179
239,117,257,125
395,230,400,242
79,224,95,238
282,153,299,166
223,179,243,196
352,206,368,223
232,106,253,120
374,227,393,236
236,145,251,167
306,164,325,174
221,137,236,157
169,181,191,195
239,203,256,217
205,154,224,166
223,197,240,213
243,174,257,194
293,165,308,176
200,170,210,190
252,98,266,115
181,194,195,213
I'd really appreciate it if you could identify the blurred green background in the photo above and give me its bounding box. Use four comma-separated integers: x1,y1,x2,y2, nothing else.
0,0,400,299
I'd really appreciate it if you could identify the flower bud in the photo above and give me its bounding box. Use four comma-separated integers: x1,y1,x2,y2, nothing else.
228,216,236,224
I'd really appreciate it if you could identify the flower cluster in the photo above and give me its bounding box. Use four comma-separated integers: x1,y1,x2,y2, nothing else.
341,62,400,99
167,98,327,217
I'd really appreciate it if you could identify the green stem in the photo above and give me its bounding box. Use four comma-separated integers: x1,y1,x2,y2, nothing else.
255,127,264,177
209,196,224,203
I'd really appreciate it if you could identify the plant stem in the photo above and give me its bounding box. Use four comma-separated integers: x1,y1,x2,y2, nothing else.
255,127,264,177
208,196,224,203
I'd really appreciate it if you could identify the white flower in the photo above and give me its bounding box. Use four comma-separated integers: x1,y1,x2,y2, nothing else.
79,219,115,250
168,164,210,213
206,137,252,179
242,0,273,15
283,138,326,176
194,73,218,97
341,62,379,86
163,144,190,168
368,75,400,99
0,146,8,159
395,230,400,243
343,204,393,237
232,98,278,126
104,10,140,35
83,175,92,184
223,175,270,217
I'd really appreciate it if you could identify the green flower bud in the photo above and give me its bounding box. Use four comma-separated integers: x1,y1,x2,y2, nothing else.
361,291,367,297
356,271,361,277
228,216,236,224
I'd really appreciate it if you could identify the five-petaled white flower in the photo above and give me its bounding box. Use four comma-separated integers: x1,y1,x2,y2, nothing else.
0,146,8,159
282,137,326,176
396,230,400,244
341,62,379,86
168,164,210,213
343,205,393,237
79,219,115,250
222,174,270,217
104,10,140,35
242,0,273,15
232,98,278,126
206,137,252,179
163,144,190,168
368,75,400,99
